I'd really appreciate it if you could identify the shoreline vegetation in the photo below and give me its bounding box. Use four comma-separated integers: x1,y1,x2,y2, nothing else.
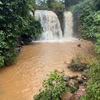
33,0,100,99
0,0,100,100
34,54,100,100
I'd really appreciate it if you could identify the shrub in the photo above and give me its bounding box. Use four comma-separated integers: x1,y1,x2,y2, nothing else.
51,1,65,10
79,0,100,54
68,55,88,71
81,58,100,100
34,70,70,100
0,0,42,67
95,34,100,53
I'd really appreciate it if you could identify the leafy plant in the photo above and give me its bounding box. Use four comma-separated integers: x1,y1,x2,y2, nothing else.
51,1,65,10
34,70,70,100
81,58,100,100
79,0,100,54
68,55,88,71
95,34,100,53
0,0,42,67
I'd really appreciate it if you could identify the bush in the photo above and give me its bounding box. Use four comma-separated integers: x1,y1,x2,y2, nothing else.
68,55,88,71
0,0,42,67
51,1,65,10
34,70,70,100
0,30,18,67
79,0,100,54
81,58,100,100
95,34,100,53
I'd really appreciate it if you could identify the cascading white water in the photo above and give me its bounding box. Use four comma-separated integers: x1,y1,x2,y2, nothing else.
63,11,74,38
34,10,76,41
35,10,62,40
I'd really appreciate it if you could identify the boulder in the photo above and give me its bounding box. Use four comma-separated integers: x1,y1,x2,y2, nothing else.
70,86,86,100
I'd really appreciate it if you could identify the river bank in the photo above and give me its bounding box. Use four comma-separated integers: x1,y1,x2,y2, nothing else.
0,40,95,100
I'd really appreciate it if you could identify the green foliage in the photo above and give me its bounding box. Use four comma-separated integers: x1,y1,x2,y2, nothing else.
81,58,100,100
68,55,88,71
47,0,55,9
69,0,90,13
0,0,42,67
93,0,100,10
35,0,48,10
64,0,85,8
95,34,100,53
34,70,69,100
37,0,65,10
79,0,100,54
79,9,100,39
51,1,65,10
0,29,18,67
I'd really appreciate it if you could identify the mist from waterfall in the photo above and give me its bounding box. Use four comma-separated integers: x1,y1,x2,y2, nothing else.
34,10,77,42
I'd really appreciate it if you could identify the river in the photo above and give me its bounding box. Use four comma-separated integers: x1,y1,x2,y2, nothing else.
0,40,95,100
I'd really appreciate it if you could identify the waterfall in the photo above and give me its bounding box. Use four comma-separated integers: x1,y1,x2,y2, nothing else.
34,10,76,41
63,11,74,38
35,10,62,40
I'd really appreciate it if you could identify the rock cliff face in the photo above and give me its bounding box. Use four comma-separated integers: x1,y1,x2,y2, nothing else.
54,11,64,34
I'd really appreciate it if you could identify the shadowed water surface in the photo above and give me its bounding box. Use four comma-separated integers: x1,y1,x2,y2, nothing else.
0,40,95,100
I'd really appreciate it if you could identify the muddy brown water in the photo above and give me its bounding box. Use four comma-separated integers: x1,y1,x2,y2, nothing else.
0,40,95,100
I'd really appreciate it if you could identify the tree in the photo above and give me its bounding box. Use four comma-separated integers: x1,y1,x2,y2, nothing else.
35,0,48,10
51,1,65,10
93,0,100,10
78,0,100,54
64,0,85,8
47,0,55,8
65,0,70,8
0,0,42,67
